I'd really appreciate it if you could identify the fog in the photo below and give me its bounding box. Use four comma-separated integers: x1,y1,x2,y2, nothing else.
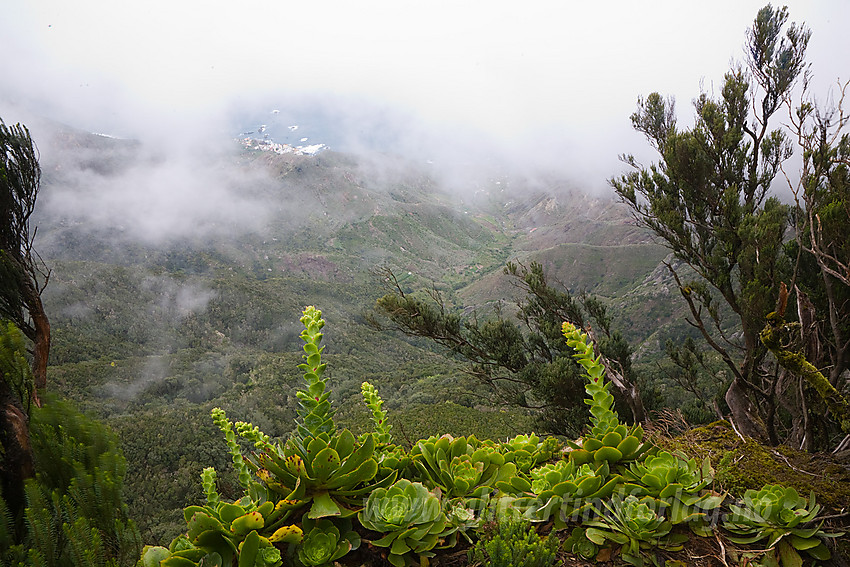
38,139,278,246
2,0,850,232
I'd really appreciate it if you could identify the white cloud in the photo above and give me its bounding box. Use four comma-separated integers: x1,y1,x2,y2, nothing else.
2,0,849,191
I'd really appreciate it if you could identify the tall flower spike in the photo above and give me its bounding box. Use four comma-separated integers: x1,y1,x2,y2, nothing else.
294,306,336,446
562,322,647,467
362,381,392,445
562,322,619,435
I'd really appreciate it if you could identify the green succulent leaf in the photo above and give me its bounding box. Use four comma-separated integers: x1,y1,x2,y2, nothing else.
237,530,259,567
777,539,804,567
268,524,303,544
141,546,172,567
308,490,342,519
161,557,199,567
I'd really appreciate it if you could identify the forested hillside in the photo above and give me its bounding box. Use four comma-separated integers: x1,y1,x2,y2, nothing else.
22,122,684,541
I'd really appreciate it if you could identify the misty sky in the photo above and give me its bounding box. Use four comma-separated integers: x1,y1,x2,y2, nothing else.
2,0,850,189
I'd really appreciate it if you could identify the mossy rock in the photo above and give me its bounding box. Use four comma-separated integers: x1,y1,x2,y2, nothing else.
658,420,850,510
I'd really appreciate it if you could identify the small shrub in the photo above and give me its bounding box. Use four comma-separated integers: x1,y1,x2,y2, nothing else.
468,516,561,567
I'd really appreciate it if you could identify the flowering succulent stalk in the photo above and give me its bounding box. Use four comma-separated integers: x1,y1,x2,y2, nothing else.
561,322,648,466
562,322,619,435
211,407,254,492
201,467,220,508
362,381,392,445
295,306,335,446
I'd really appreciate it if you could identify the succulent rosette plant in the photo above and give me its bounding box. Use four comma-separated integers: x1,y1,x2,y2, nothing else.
563,526,600,560
723,485,841,564
444,502,482,544
509,459,619,528
624,450,723,532
293,517,360,567
411,434,514,508
359,479,452,567
583,494,687,567
500,433,561,473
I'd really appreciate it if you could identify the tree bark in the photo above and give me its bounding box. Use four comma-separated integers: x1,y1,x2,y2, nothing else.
761,316,850,435
725,377,768,441
0,380,34,528
598,356,647,424
24,279,49,401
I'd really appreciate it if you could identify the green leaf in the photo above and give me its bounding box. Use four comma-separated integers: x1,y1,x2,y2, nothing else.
324,458,379,491
594,446,623,464
172,549,208,562
617,436,641,459
510,475,532,492
188,512,226,540
184,506,210,524
141,547,172,567
788,534,821,550
308,491,342,519
217,503,246,527
333,429,356,459
230,512,264,537
805,542,832,561
371,532,399,548
237,530,259,567
311,447,341,484
390,536,412,555
777,540,803,567
336,434,375,477
194,530,237,556
161,557,199,567
585,527,629,545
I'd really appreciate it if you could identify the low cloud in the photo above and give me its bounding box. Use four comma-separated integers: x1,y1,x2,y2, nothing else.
142,275,217,320
23,114,279,247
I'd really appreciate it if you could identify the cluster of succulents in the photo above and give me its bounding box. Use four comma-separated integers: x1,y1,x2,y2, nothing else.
359,479,456,567
624,450,723,532
410,433,515,507
509,460,619,528
139,309,843,567
500,433,561,474
583,494,687,567
723,485,839,564
139,469,302,567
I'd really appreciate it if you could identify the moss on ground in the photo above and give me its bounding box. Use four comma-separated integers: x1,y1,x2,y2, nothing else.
657,420,850,510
